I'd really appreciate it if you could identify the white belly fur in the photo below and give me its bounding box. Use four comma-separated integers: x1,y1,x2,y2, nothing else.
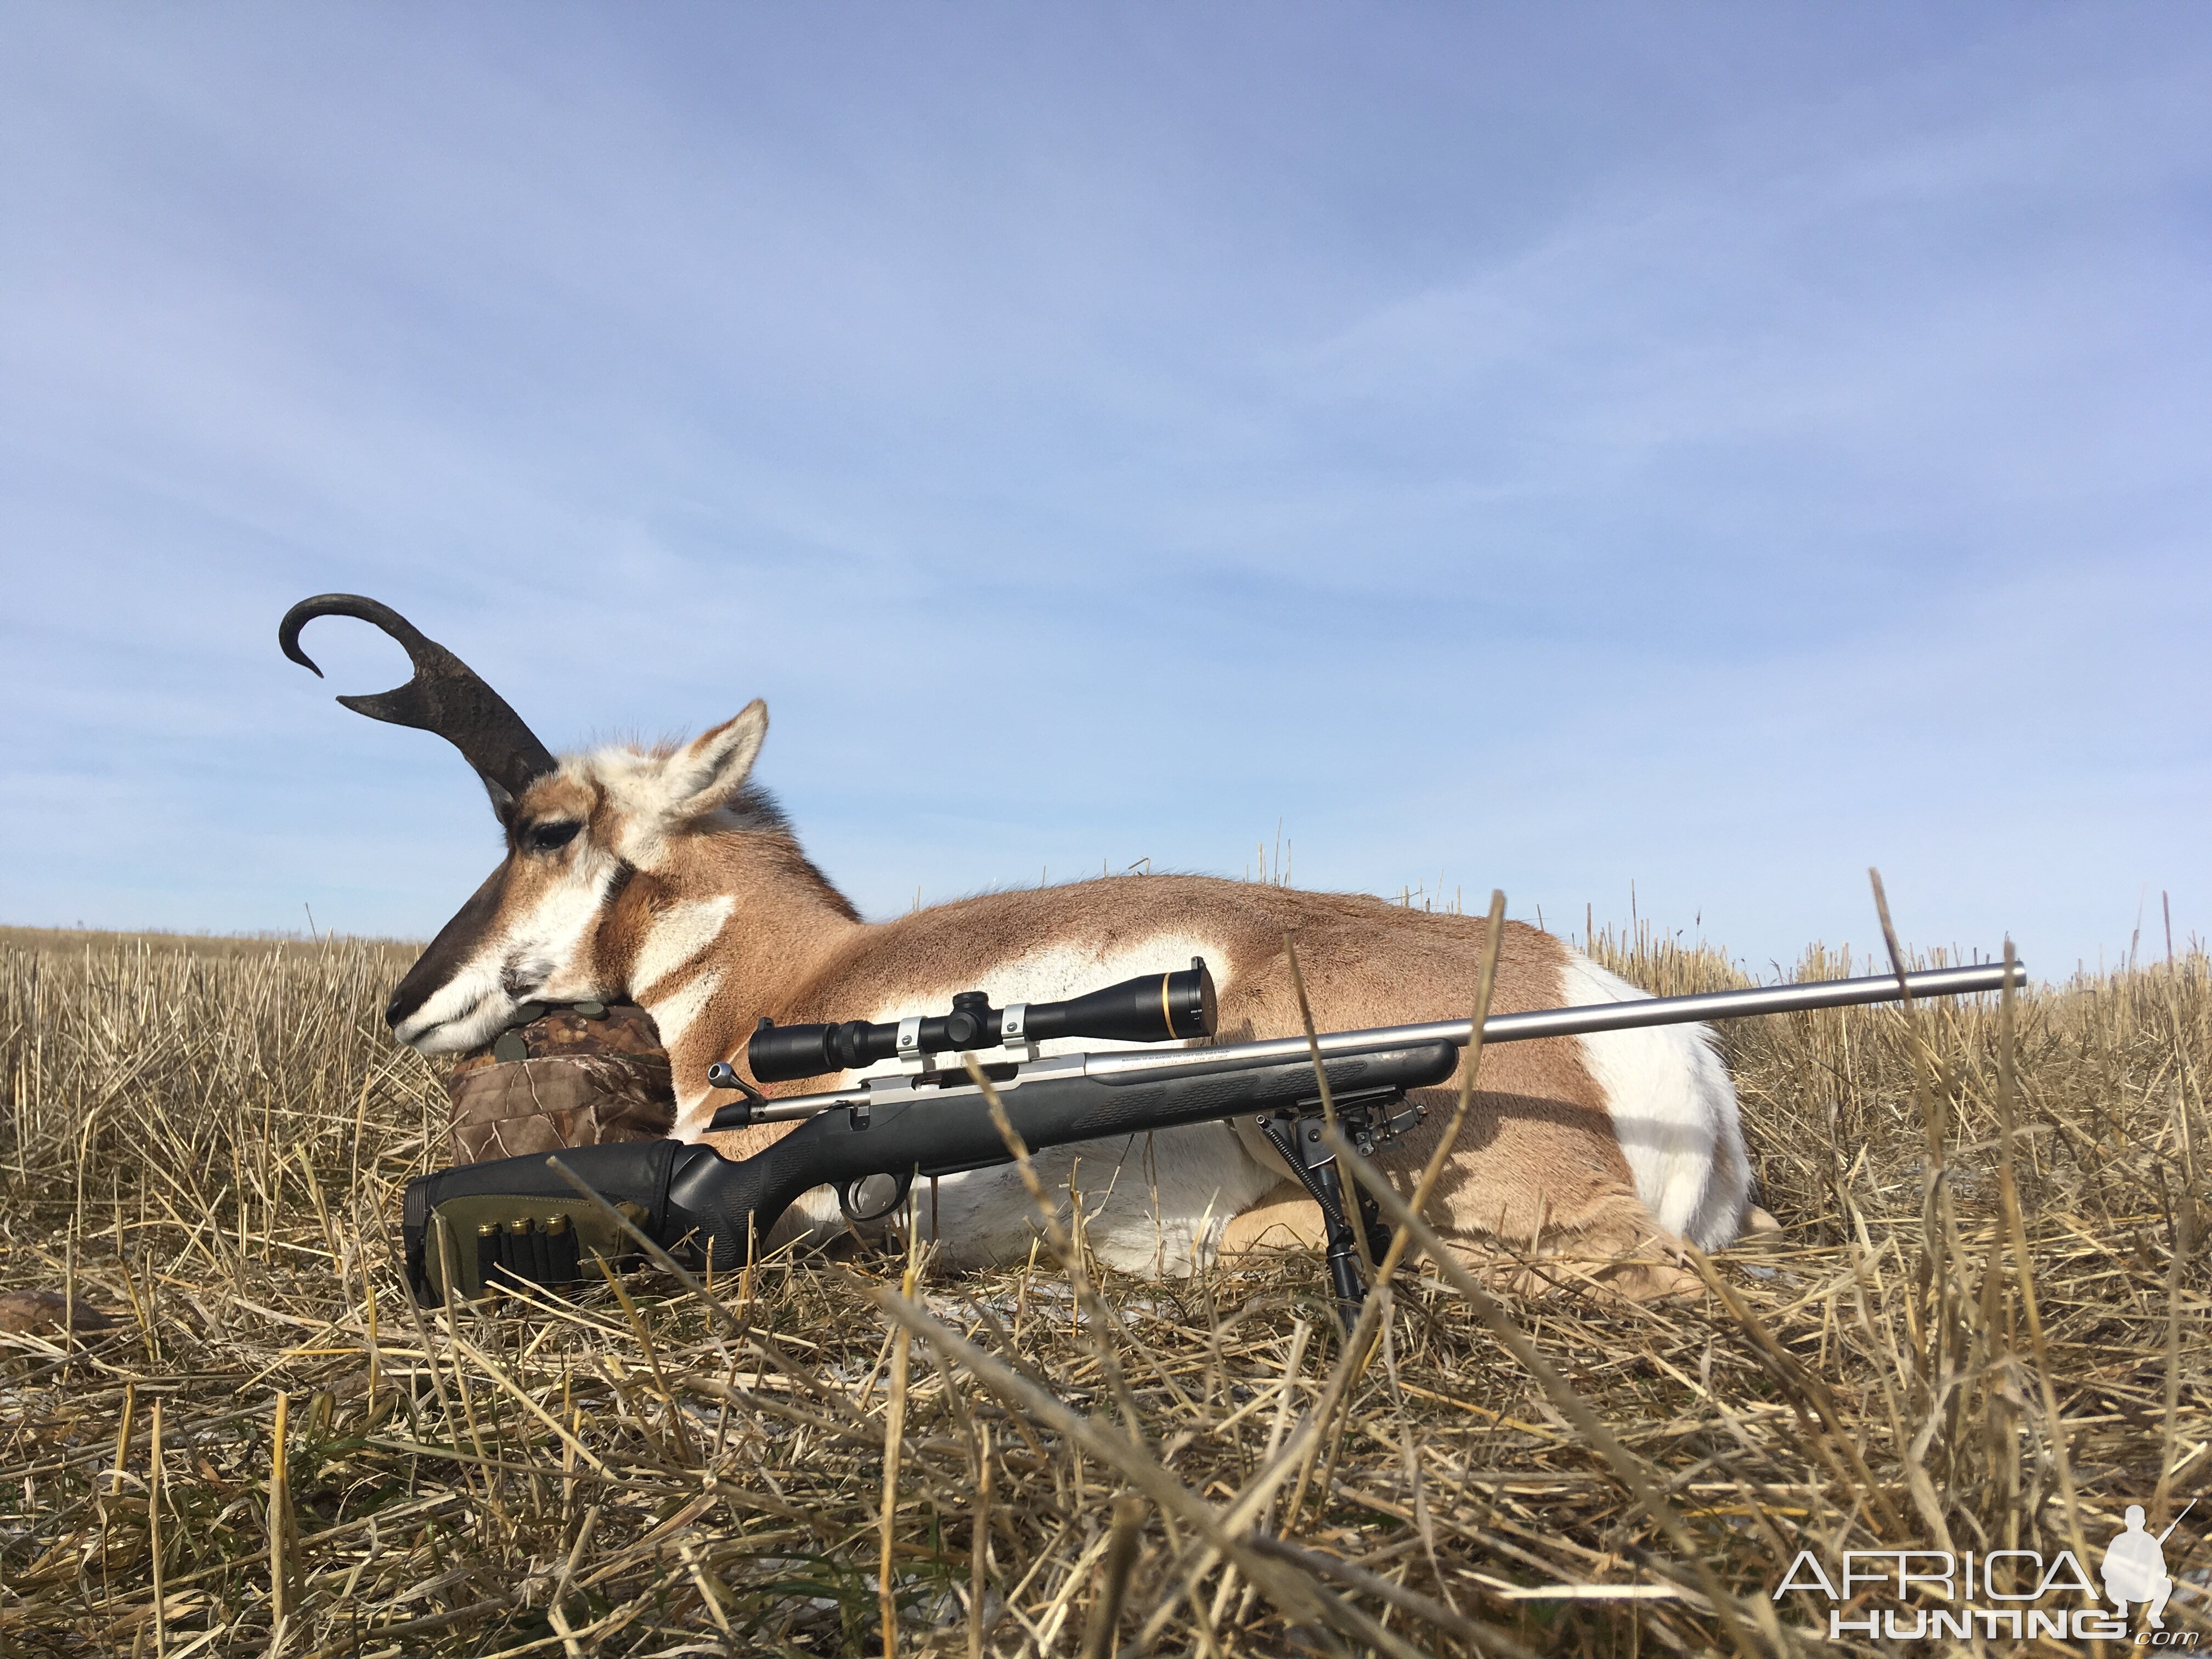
777,935,1280,1275
1554,951,1751,1250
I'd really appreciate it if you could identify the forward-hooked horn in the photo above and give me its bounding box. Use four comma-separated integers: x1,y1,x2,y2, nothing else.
279,594,557,799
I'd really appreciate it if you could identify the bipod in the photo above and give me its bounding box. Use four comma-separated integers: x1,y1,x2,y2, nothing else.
1255,1088,1426,1333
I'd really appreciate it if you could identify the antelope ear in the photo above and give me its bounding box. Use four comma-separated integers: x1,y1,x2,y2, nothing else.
481,773,517,823
654,701,769,823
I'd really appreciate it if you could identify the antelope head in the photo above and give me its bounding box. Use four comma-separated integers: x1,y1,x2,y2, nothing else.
280,595,786,1055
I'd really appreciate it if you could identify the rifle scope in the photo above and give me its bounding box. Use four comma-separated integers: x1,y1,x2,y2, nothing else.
737,958,1217,1085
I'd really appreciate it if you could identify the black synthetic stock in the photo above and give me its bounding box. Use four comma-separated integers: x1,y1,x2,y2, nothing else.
404,1039,1458,1296
682,1039,1458,1262
402,1138,691,1295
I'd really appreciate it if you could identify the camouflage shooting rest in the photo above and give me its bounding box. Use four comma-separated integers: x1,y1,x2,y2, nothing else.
445,1002,678,1164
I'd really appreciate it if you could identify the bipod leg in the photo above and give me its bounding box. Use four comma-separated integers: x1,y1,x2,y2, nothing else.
1308,1159,1368,1333
1256,1111,1369,1334
1352,1182,1391,1270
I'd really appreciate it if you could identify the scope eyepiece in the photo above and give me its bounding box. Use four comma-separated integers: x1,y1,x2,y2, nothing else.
741,958,1216,1085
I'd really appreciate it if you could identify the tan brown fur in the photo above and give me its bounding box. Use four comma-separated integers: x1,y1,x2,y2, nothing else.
390,710,1726,1296
589,831,1681,1288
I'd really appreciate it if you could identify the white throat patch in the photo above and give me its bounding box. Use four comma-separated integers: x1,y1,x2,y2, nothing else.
630,898,736,1003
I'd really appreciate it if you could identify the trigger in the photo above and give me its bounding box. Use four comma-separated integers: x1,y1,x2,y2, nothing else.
839,1171,911,1224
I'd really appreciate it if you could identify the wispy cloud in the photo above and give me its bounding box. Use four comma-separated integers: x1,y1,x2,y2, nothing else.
1,3,2206,972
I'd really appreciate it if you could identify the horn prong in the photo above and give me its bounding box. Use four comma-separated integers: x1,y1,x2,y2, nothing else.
337,688,432,724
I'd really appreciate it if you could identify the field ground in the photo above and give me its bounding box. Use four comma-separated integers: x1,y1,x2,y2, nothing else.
0,907,2205,1656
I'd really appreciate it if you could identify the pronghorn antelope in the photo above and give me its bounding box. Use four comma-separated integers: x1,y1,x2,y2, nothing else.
283,595,1757,1296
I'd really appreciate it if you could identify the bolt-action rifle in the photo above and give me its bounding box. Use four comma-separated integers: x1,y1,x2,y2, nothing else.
403,957,2024,1325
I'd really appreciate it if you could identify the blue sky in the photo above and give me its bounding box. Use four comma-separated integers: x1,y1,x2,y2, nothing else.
3,4,2207,978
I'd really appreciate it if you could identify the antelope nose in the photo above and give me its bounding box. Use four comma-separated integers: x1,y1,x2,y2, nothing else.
385,980,431,1031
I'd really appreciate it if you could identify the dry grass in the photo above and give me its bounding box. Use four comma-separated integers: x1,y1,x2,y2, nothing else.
1,918,2207,1656
0,927,421,962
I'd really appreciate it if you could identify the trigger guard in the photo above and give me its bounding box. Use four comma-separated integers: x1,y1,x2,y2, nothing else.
839,1171,912,1225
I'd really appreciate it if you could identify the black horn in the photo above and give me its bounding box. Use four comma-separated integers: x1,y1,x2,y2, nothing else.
279,594,557,800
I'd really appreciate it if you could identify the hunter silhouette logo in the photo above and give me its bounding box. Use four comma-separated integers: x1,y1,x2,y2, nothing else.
2105,1503,2192,1630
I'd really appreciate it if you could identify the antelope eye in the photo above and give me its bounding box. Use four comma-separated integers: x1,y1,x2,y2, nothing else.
525,820,582,853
